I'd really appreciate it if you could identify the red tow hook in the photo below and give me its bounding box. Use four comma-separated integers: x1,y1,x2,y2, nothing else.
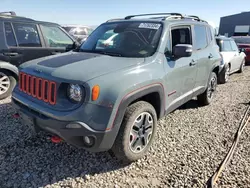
13,113,20,118
51,136,63,143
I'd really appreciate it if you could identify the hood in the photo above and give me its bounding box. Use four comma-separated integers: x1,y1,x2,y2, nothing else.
20,51,144,82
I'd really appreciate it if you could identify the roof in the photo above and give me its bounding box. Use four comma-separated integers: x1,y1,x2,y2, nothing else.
0,14,59,26
215,35,233,41
105,13,208,25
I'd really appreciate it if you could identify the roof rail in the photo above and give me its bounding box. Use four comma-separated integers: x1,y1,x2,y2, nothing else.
124,13,183,20
185,15,208,23
0,11,16,16
106,18,124,22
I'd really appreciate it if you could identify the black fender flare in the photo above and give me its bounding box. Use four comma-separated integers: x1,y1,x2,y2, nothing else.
0,61,19,80
108,82,165,134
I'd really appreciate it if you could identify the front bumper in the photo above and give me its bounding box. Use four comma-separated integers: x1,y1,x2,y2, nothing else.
12,98,118,152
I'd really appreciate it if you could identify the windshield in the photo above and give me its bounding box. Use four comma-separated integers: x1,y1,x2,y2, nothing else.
232,37,250,44
80,22,163,57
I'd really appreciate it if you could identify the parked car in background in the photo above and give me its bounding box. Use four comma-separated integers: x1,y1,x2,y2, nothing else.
0,11,78,100
12,13,221,163
216,36,246,84
62,25,94,44
231,36,250,64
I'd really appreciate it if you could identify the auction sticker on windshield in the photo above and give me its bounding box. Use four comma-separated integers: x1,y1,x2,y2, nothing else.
138,23,161,30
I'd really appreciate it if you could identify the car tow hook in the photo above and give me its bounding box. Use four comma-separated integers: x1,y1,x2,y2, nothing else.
51,136,63,143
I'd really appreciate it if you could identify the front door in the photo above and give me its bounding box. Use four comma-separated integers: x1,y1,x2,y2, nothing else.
39,24,74,55
1,22,51,67
164,25,197,113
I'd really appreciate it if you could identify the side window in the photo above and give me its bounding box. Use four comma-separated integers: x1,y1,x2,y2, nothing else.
222,40,232,52
12,23,41,47
207,26,213,44
194,25,208,50
40,25,73,48
230,40,239,51
171,27,192,48
4,22,17,46
164,27,191,56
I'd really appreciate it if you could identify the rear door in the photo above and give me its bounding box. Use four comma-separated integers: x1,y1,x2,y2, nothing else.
192,24,211,93
1,22,51,67
39,24,74,55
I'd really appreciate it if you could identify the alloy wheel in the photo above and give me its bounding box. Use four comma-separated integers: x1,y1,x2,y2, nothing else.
225,66,230,82
129,112,154,153
0,72,10,95
207,75,217,99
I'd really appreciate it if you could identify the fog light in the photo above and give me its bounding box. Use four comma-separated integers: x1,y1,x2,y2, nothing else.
83,136,95,147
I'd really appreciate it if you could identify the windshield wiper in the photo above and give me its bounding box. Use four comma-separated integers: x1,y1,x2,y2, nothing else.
96,51,123,57
79,49,123,57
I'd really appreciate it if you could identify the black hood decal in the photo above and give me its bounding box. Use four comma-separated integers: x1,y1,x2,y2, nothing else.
38,52,101,68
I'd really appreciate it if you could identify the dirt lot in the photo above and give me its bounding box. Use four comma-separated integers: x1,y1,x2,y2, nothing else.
0,66,250,188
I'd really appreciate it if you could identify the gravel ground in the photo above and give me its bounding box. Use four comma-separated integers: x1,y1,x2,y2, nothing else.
0,66,250,188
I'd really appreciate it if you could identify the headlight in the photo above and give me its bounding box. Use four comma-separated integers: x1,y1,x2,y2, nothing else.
67,84,83,102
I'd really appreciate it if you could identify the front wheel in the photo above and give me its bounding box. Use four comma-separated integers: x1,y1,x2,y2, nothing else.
197,72,217,106
0,70,16,100
111,101,157,164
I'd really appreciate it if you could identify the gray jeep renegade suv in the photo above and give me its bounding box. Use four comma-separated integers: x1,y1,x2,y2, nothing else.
12,13,221,163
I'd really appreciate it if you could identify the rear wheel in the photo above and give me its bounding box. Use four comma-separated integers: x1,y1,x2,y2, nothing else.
197,72,217,106
219,64,230,84
237,59,245,73
111,101,157,164
0,70,16,100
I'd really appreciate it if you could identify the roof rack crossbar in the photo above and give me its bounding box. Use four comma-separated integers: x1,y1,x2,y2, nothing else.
185,15,208,23
106,18,124,22
124,13,183,20
0,11,16,16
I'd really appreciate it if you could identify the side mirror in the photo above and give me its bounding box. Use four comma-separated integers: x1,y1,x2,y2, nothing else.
173,44,193,58
66,41,80,52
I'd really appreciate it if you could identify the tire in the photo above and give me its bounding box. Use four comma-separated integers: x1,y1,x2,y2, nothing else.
197,72,217,106
237,59,245,73
0,70,17,100
219,64,230,84
111,101,157,164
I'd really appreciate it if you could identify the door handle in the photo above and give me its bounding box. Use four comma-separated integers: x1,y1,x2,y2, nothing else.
189,59,196,66
3,52,19,56
208,53,213,59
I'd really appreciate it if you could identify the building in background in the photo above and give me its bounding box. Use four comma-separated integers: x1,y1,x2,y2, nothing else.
219,11,250,37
